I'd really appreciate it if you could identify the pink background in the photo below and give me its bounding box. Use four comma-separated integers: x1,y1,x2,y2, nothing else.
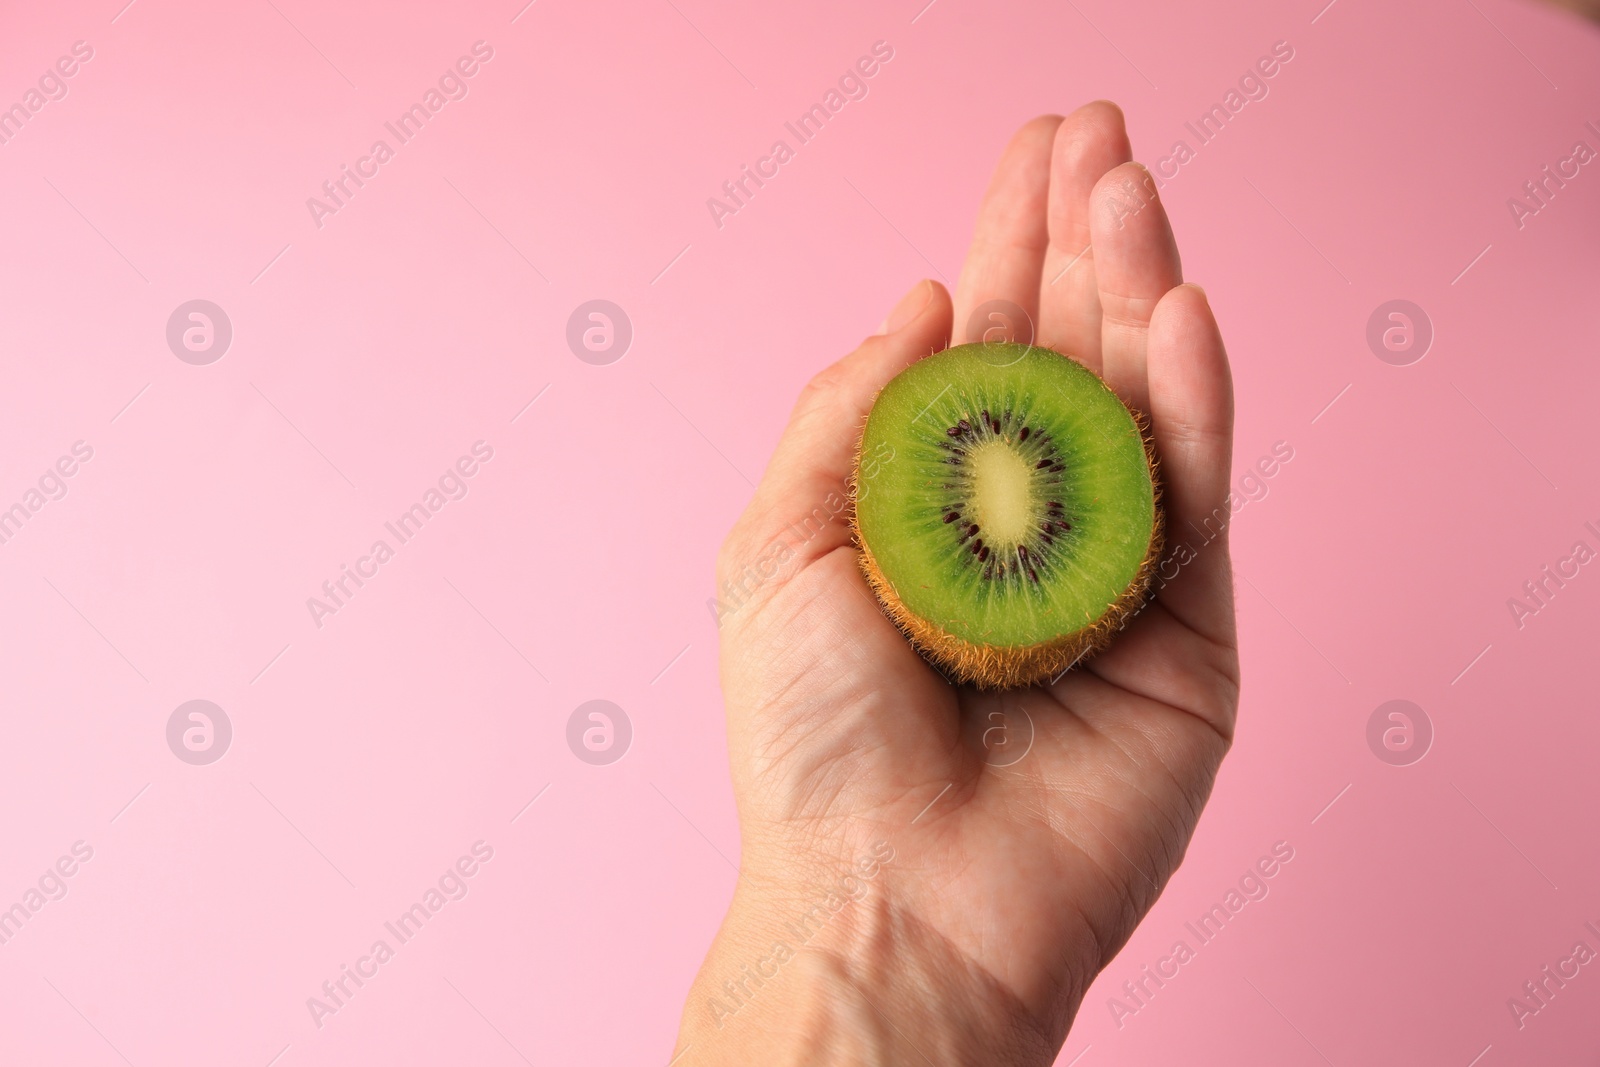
1,0,1597,1063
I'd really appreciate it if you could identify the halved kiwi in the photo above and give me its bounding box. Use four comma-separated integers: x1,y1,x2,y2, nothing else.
852,341,1162,689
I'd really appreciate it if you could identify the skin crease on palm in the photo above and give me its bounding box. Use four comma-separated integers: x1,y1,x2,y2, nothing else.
673,102,1241,1065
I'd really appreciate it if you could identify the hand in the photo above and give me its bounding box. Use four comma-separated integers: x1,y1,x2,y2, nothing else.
1543,0,1600,20
675,102,1239,1066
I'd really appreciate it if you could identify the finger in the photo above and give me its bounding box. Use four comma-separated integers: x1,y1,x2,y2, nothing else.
1061,285,1237,738
720,280,954,584
950,115,1061,346
1037,101,1131,373
1142,284,1235,647
1088,162,1182,414
1069,600,1239,743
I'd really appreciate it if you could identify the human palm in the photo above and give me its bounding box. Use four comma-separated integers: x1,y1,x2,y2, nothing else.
685,103,1238,1064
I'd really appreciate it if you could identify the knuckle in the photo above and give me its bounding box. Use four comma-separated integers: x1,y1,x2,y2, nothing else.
799,363,851,408
715,526,752,589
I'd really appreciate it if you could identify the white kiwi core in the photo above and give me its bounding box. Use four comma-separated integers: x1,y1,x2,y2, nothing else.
966,440,1037,548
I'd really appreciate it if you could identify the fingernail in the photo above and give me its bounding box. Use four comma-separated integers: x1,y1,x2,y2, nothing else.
1183,282,1208,302
879,280,932,335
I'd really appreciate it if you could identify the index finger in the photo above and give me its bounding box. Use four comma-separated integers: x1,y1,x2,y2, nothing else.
949,115,1061,345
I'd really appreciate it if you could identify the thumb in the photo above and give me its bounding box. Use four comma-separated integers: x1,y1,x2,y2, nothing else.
730,280,953,576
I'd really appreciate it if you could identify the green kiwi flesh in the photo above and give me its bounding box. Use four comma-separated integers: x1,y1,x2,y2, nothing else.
853,342,1162,688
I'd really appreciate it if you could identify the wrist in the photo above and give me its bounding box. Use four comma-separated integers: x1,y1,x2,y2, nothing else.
672,846,1059,1066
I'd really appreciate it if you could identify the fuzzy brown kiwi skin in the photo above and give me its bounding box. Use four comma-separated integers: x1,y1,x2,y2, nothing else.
847,349,1165,690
